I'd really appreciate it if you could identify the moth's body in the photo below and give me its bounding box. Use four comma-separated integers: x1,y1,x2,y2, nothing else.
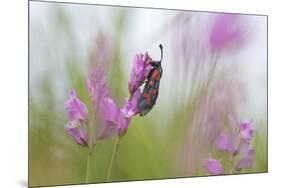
137,44,163,116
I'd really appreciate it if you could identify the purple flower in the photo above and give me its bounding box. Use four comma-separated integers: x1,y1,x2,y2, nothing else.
226,113,243,154
210,14,244,52
96,87,141,139
65,90,88,121
86,67,142,139
101,97,120,125
122,89,141,118
65,120,89,146
204,155,224,175
97,97,121,140
216,113,255,154
236,148,255,170
215,114,238,154
216,132,230,151
240,121,255,143
117,113,132,137
128,52,152,95
64,90,89,146
118,90,141,136
212,112,255,172
87,68,110,110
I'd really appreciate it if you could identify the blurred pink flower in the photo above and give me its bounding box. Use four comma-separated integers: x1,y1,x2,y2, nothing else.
175,80,241,175
90,32,114,71
64,90,89,146
215,113,255,154
86,68,118,140
203,155,224,175
240,122,255,143
87,68,111,110
236,148,255,170
216,132,230,151
212,113,255,172
210,14,244,52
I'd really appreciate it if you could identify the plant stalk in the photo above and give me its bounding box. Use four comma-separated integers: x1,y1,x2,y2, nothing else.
106,136,120,182
85,149,92,183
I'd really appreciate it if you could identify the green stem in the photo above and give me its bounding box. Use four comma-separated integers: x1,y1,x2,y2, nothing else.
85,141,96,183
85,149,92,183
84,116,96,183
106,136,120,182
230,152,238,174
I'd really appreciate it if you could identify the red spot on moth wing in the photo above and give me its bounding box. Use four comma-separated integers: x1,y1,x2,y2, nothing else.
152,89,157,95
151,70,160,78
155,74,161,80
149,80,154,86
145,93,151,105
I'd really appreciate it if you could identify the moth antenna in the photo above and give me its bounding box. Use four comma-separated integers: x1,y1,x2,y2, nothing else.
159,44,163,63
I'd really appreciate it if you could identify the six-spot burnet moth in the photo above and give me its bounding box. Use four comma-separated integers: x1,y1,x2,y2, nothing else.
137,44,163,116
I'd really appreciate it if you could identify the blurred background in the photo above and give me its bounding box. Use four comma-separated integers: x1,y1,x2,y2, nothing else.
29,1,267,187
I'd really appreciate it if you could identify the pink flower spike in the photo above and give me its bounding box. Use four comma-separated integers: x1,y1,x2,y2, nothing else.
87,68,110,110
129,52,152,95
